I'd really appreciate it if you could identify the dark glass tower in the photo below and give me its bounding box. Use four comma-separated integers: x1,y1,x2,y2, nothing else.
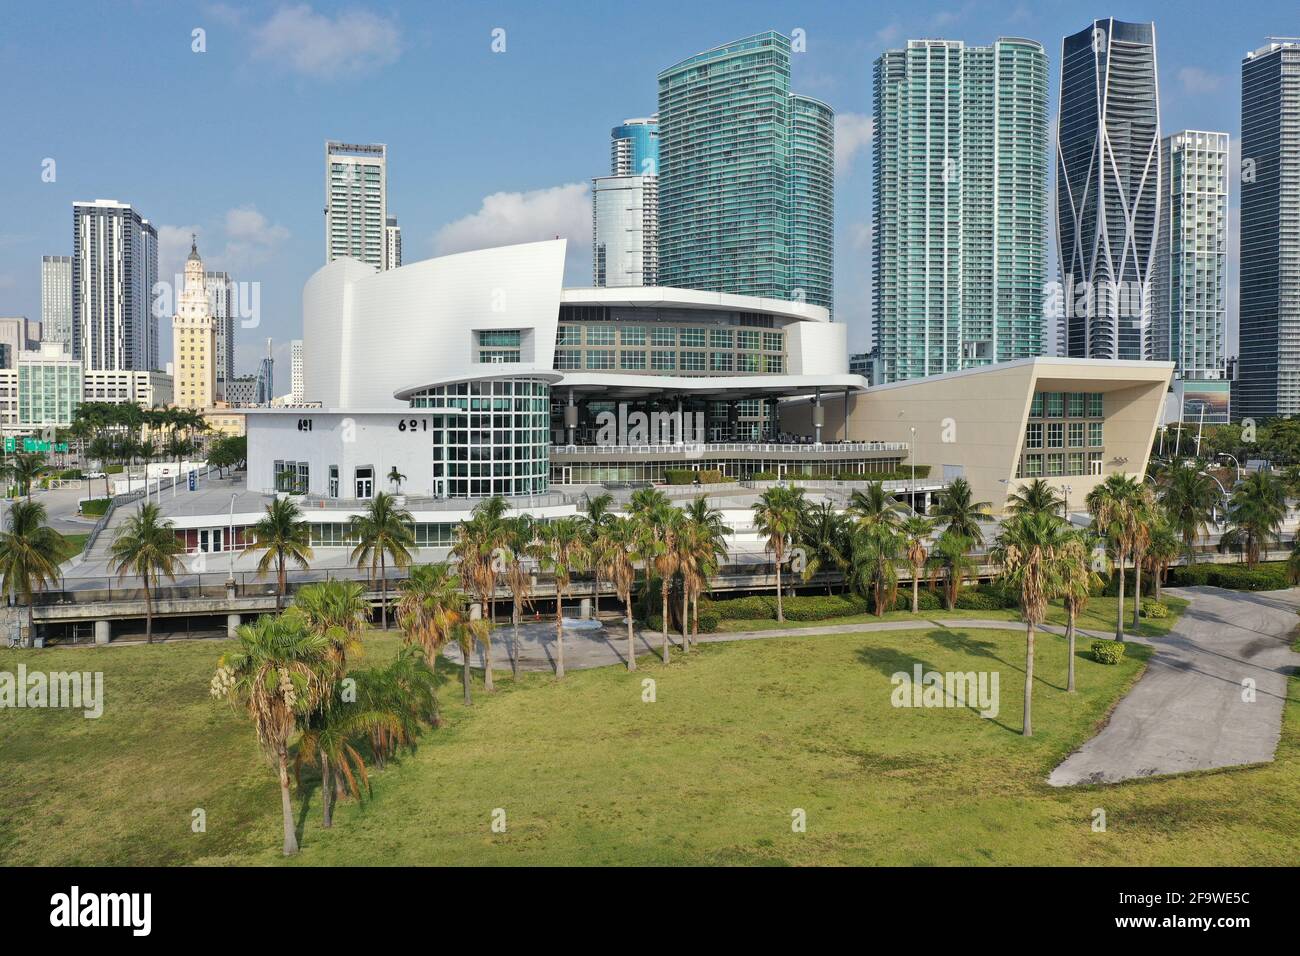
1056,19,1161,361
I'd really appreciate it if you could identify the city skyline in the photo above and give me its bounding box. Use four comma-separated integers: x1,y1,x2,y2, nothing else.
0,0,1288,375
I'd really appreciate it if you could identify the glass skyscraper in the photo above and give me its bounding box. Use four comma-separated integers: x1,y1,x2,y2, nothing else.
610,117,659,176
324,141,387,270
1152,131,1229,383
657,32,834,311
873,38,1049,383
72,199,159,371
1057,19,1161,361
1237,40,1300,419
594,118,660,287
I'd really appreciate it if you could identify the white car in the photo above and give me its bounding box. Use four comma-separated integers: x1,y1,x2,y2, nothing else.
84,472,107,480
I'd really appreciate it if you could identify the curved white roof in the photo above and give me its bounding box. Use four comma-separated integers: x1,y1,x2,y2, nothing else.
560,286,830,323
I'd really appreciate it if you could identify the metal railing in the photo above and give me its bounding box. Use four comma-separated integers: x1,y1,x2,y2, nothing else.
551,441,909,456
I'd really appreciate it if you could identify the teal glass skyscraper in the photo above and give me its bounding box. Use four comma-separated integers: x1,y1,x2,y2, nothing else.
657,33,834,311
873,38,1049,383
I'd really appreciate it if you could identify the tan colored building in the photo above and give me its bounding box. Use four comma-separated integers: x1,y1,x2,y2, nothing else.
171,238,217,409
780,358,1172,513
202,405,246,437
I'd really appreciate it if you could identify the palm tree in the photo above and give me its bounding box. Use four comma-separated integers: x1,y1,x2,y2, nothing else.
10,452,46,502
1128,484,1158,631
1143,520,1180,604
395,562,483,705
501,515,536,679
349,492,415,630
993,512,1069,736
534,517,587,678
107,503,185,643
248,496,314,611
0,500,65,647
928,531,978,611
931,477,992,545
796,500,851,594
850,520,902,616
1225,471,1287,569
386,466,406,494
603,517,641,671
579,492,616,619
1159,460,1219,560
213,613,332,855
293,579,368,674
899,514,936,613
679,495,730,648
847,481,904,532
1005,478,1065,518
751,485,806,623
627,488,679,662
1086,473,1144,640
1058,531,1103,693
450,497,509,690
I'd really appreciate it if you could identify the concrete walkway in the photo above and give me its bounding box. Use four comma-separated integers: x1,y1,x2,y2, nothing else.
1048,587,1300,787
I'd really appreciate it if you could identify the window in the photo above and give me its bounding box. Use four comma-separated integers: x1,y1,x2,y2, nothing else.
710,328,733,349
651,350,676,371
651,327,676,347
620,326,646,346
1025,423,1043,448
557,326,580,346
620,350,646,370
479,330,520,347
679,328,706,348
1029,393,1044,417
1068,452,1085,476
1088,452,1104,475
710,352,734,372
555,350,581,370
762,332,783,352
737,330,761,350
680,351,706,371
1047,453,1064,477
273,460,308,494
585,326,614,346
479,350,520,363
1047,423,1064,448
1089,421,1104,447
737,353,760,373
1087,392,1104,417
1045,392,1064,417
355,467,374,499
1068,392,1085,417
1024,454,1043,477
585,350,614,370
764,355,784,373
328,465,339,498
1068,422,1085,447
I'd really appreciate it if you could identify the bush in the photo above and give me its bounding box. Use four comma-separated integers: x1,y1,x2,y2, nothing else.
697,469,726,484
663,469,696,485
57,468,82,480
782,593,869,621
1140,599,1169,619
710,595,776,621
954,587,1010,611
750,470,778,480
1091,639,1127,665
103,464,124,475
891,587,943,612
1165,562,1290,592
79,498,111,517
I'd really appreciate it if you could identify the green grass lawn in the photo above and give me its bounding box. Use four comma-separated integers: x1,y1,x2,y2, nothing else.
1,605,1296,866
58,533,89,558
711,595,1188,640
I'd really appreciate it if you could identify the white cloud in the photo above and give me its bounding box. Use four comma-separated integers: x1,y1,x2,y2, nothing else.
835,113,874,176
433,183,592,277
1179,67,1224,95
156,224,203,286
847,222,873,253
248,4,401,78
222,206,290,269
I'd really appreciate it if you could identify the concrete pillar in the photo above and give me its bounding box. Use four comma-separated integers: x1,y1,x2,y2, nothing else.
579,597,592,620
813,388,824,445
226,614,241,638
565,389,577,445
94,620,111,645
469,602,482,621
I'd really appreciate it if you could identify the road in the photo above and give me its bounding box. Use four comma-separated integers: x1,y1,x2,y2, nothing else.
1048,587,1300,786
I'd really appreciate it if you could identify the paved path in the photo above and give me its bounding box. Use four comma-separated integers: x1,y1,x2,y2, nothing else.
1048,587,1300,787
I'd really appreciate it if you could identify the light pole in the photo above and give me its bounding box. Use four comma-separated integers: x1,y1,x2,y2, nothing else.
1061,483,1073,521
909,425,917,510
1218,453,1242,484
227,492,237,585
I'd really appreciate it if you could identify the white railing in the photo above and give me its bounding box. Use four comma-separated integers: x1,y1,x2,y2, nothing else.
550,441,910,456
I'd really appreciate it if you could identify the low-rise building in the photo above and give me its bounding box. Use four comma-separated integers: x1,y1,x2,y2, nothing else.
17,342,81,430
82,369,174,409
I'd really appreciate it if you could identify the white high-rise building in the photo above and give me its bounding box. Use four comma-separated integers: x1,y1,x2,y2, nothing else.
72,199,159,371
325,141,387,269
205,270,235,398
40,256,73,352
1153,131,1229,382
384,216,402,271
592,176,659,287
291,339,304,402
171,238,217,409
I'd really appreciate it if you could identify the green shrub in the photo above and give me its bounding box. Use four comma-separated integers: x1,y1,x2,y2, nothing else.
891,587,943,611
1091,639,1127,665
663,469,696,485
954,587,1007,611
695,609,720,633
750,470,778,480
711,595,776,621
57,468,82,480
103,464,124,475
79,498,111,517
1165,562,1289,591
697,469,726,484
1140,599,1169,619
782,593,869,621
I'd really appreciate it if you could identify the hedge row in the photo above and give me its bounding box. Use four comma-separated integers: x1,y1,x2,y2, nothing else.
748,467,932,482
79,498,111,517
1165,562,1291,592
663,468,729,485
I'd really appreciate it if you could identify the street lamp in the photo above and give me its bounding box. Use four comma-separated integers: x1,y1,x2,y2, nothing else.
1218,453,1242,483
227,492,237,588
1061,483,1073,520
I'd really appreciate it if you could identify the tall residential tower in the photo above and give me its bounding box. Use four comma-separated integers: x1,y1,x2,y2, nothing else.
40,255,73,353
657,33,834,310
1237,40,1300,418
72,199,159,371
1056,19,1161,361
594,117,660,288
324,142,388,270
873,38,1049,383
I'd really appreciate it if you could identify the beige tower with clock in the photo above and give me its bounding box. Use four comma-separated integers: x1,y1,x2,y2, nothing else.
171,237,218,409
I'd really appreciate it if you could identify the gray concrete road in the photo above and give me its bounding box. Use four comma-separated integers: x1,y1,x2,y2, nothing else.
1049,587,1300,787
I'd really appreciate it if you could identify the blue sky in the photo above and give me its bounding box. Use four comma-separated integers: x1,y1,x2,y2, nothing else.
0,0,1290,373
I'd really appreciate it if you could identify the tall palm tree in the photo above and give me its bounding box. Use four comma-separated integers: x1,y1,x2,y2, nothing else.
679,495,730,648
927,531,977,611
579,492,616,619
248,496,314,611
850,520,902,616
386,466,406,494
1142,520,1180,604
534,517,587,678
0,500,65,647
899,514,936,613
450,497,509,690
214,613,332,855
796,500,851,595
1128,484,1158,631
603,516,641,671
627,489,680,662
349,492,415,630
293,579,368,674
1058,531,1103,693
395,562,483,705
10,452,46,502
993,512,1069,736
501,515,536,679
1225,471,1287,569
1005,478,1065,518
1086,473,1144,641
931,477,991,546
1159,460,1219,560
847,481,904,532
107,503,185,643
751,485,806,623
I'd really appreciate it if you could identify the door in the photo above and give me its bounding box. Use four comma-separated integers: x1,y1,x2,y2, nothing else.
355,467,374,499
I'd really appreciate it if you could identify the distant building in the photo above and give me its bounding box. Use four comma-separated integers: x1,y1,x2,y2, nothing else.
594,117,660,288
225,376,258,407
18,343,81,429
72,199,159,370
172,238,218,410
82,369,174,409
384,216,401,271
325,141,387,269
256,339,275,405
205,270,235,399
291,340,304,402
0,317,41,369
40,256,73,352
202,406,246,438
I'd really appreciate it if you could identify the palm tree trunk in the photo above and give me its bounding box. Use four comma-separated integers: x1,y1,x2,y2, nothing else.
555,596,566,678
680,586,690,653
1066,607,1077,693
511,603,520,680
1115,547,1126,641
278,747,298,855
144,580,153,644
1132,552,1143,631
775,559,784,623
912,565,920,613
625,594,636,672
25,597,35,649
277,555,286,611
592,569,600,621
380,554,387,630
462,647,473,704
660,586,670,664
482,596,495,692
320,749,333,827
1022,624,1035,737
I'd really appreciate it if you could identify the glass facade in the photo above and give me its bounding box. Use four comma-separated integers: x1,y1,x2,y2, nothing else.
593,175,659,287
17,358,82,427
873,38,1048,383
408,378,550,498
1057,20,1160,361
552,456,905,485
325,142,386,269
1016,391,1105,478
658,32,833,311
